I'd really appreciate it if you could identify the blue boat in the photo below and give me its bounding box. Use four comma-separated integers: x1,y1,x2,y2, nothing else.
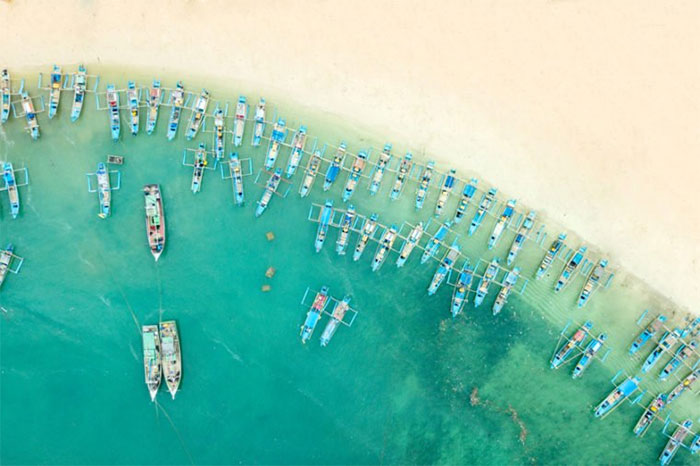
145,79,161,134
300,286,330,344
255,168,282,217
20,92,41,139
630,314,667,355
659,340,697,381
507,211,536,265
94,162,112,218
551,321,593,369
2,162,20,219
212,106,226,160
594,376,641,417
285,125,307,178
323,143,347,191
474,258,499,307
572,333,607,379
415,161,435,210
667,369,698,404
396,222,424,268
105,85,120,141
314,200,334,252
389,152,412,200
427,243,460,296
70,66,88,122
264,118,287,170
185,89,209,140
251,98,265,146
488,199,516,249
453,178,478,223
536,233,566,279
371,225,398,272
641,329,681,373
342,151,368,202
659,420,693,466
232,95,247,147
468,188,498,236
633,393,667,437
420,222,451,264
554,246,587,292
126,81,140,135
1,69,11,124
166,81,185,140
690,434,700,455
451,264,474,317
353,213,378,261
434,169,456,216
492,267,519,315
368,143,392,195
47,65,62,119
335,205,356,255
578,259,608,307
228,153,245,206
319,295,352,347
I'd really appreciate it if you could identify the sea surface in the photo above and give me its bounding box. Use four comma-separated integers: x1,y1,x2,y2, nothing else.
0,65,698,465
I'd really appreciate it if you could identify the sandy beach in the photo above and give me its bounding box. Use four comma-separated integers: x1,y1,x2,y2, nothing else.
1,0,698,312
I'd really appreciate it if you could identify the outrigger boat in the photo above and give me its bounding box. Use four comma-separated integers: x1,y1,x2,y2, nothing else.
314,200,334,252
630,314,667,355
285,125,307,178
342,151,368,202
371,225,398,272
396,222,424,268
300,286,330,344
319,295,352,347
228,153,246,205
144,184,166,261
434,169,456,216
251,98,265,146
1,69,11,124
572,333,607,378
633,393,667,437
323,143,346,191
488,199,516,249
21,92,40,140
659,340,697,381
127,81,140,135
232,95,246,146
159,320,182,400
190,143,209,193
186,89,209,140
255,168,282,218
554,246,587,292
453,178,478,223
142,325,162,402
536,233,566,279
594,375,641,417
420,222,451,264
106,85,120,141
94,162,113,218
415,161,435,210
659,420,693,466
0,244,17,289
47,65,62,119
474,258,499,307
578,259,608,307
166,81,185,140
690,434,700,455
353,213,379,261
389,152,413,200
427,243,460,296
492,267,520,315
3,162,21,219
212,106,226,160
551,321,593,369
70,65,87,122
451,263,474,317
146,79,162,134
507,211,536,265
642,328,681,373
299,150,322,197
264,118,287,169
468,188,498,236
335,205,356,255
667,369,698,404
368,143,392,195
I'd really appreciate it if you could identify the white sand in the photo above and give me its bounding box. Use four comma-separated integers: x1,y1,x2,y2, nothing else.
2,0,698,312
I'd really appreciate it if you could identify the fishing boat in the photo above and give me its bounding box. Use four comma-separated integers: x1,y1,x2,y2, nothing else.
255,168,282,218
427,243,460,295
285,125,307,178
94,162,112,218
453,178,478,223
578,259,608,307
251,98,265,146
371,225,398,272
368,143,392,195
1,69,10,124
299,150,322,198
630,314,667,355
212,106,226,160
551,321,593,369
506,211,536,265
554,246,587,292
159,320,182,400
474,258,499,307
232,95,247,146
323,143,346,191
690,434,700,455
314,200,334,252
106,85,120,141
0,244,15,289
335,205,356,255
3,162,20,219
488,199,516,249
300,286,330,344
415,161,435,210
659,420,693,466
389,152,413,200
146,79,161,134
468,188,498,236
667,369,698,404
353,214,379,261
420,222,451,264
185,89,209,140
21,92,40,140
142,325,162,402
451,264,474,317
144,184,166,261
536,233,566,279
190,143,209,193
633,393,667,437
572,333,607,379
320,295,351,347
593,376,641,417
342,151,368,202
659,340,697,381
396,222,424,268
264,118,287,169
69,65,87,122
492,267,520,315
166,81,185,140
47,65,62,119
127,81,140,135
434,169,456,216
642,328,681,373
228,152,245,205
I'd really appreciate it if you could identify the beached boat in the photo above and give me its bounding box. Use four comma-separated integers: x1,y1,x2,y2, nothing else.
320,295,351,347
228,153,245,205
434,169,456,216
389,152,413,200
251,98,265,146
106,85,120,141
594,376,641,417
572,333,607,379
21,92,40,140
323,143,347,191
428,243,460,295
232,95,247,147
212,106,226,160
371,225,398,272
453,178,477,223
396,222,424,268
94,162,112,218
314,200,334,252
633,393,667,437
299,150,322,198
368,143,392,195
507,211,536,265
474,258,499,307
255,168,282,217
451,264,474,317
142,325,161,402
342,151,368,202
335,205,356,255
659,420,693,466
166,81,185,140
285,125,307,178
190,143,209,193
468,188,498,236
70,65,87,122
1,69,10,124
159,320,182,400
578,259,608,307
47,65,62,119
554,246,587,292
186,89,209,140
642,328,681,373
127,81,140,135
3,162,21,219
353,213,379,261
0,244,15,289
536,233,566,279
264,118,287,170
551,321,592,369
630,314,667,355
492,267,520,315
300,286,330,344
144,184,166,261
488,199,516,249
667,369,699,404
659,340,697,381
415,161,435,210
420,222,451,264
146,79,161,134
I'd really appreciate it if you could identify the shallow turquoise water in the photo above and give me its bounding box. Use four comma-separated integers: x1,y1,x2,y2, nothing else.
0,65,698,465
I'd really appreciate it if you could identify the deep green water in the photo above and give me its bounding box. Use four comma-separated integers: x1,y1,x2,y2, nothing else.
0,65,698,465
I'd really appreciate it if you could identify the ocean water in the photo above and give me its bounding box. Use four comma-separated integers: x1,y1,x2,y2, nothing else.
0,65,698,465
